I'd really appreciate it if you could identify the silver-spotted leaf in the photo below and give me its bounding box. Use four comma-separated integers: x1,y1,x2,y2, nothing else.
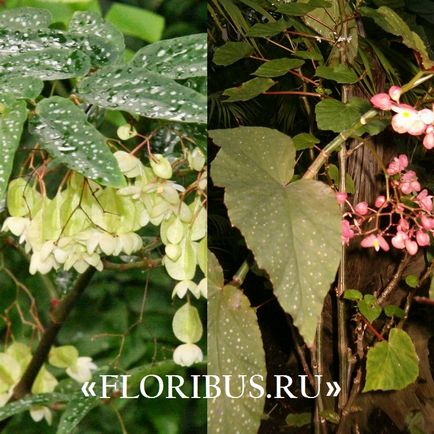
30,97,126,188
0,95,27,201
364,328,419,392
0,28,115,67
69,11,124,61
208,255,266,434
0,7,51,29
78,65,206,124
0,49,91,80
131,33,207,79
0,76,43,99
57,393,99,434
211,127,341,345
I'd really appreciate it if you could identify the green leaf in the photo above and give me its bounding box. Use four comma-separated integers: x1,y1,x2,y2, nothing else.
105,3,164,43
360,6,434,69
253,58,305,78
343,289,363,301
0,6,51,29
0,393,68,421
208,256,266,434
78,65,206,124
30,97,126,188
69,11,125,61
405,274,419,288
384,305,404,318
0,49,91,80
358,294,382,323
294,50,324,61
211,127,341,344
131,34,207,79
278,0,332,16
246,19,289,37
315,64,358,83
315,98,361,133
364,328,419,392
285,412,312,427
0,76,43,99
223,77,275,102
213,41,253,66
0,28,116,67
293,133,319,150
0,95,27,202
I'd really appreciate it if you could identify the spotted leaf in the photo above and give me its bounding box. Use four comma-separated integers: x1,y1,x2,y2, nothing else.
0,28,116,67
78,65,206,124
0,76,43,99
208,252,266,434
0,49,91,80
69,11,124,61
0,95,27,202
131,33,207,79
211,127,341,345
0,7,51,30
30,97,126,188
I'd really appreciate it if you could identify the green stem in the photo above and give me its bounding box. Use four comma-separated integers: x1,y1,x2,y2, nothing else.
231,260,250,287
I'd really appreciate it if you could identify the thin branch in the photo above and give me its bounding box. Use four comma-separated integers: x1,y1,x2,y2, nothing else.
377,254,410,306
102,258,161,271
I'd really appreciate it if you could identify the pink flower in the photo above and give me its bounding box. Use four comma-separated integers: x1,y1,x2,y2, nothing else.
341,220,354,245
407,119,427,136
374,195,386,208
355,201,369,215
399,170,421,194
336,192,348,205
397,218,410,232
423,133,434,150
415,189,433,212
387,154,408,175
418,108,434,125
370,93,393,110
388,86,401,102
391,104,420,134
361,234,390,252
391,231,408,249
404,239,418,255
416,230,430,247
421,215,434,230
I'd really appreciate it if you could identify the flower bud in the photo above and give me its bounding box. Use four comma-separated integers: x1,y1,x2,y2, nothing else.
355,201,368,215
374,195,386,208
172,302,203,343
150,154,173,179
117,124,137,140
173,343,203,367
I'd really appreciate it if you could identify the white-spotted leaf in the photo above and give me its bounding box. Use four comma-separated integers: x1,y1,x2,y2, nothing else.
364,328,419,392
211,127,341,345
131,33,207,79
0,76,43,99
0,95,27,201
78,65,206,124
30,97,126,188
0,7,52,29
208,253,266,434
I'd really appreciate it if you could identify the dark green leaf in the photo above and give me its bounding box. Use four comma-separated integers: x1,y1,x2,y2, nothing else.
0,76,43,99
213,41,253,66
285,412,311,427
0,49,90,80
293,133,319,150
364,328,419,391
358,294,382,323
0,6,51,29
405,274,419,288
316,64,358,83
384,305,404,318
211,127,341,344
253,58,305,78
131,33,207,79
31,97,126,188
315,98,361,132
78,65,206,124
343,289,363,301
278,0,332,16
0,94,27,201
105,3,164,43
246,19,289,37
223,77,275,102
294,50,324,61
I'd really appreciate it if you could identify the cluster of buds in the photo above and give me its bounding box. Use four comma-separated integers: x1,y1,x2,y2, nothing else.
370,86,434,150
339,154,433,256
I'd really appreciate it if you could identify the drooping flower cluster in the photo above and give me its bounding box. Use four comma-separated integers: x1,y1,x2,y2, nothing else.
339,154,433,256
0,343,96,425
370,86,434,149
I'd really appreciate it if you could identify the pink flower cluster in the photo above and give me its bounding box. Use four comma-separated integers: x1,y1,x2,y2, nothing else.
371,86,434,150
338,154,433,256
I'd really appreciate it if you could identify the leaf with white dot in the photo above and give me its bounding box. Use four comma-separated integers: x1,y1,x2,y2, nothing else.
0,94,27,202
0,76,43,99
208,252,266,434
130,33,207,80
0,7,52,30
78,65,206,124
69,11,125,62
0,49,91,81
30,97,126,188
211,127,341,345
